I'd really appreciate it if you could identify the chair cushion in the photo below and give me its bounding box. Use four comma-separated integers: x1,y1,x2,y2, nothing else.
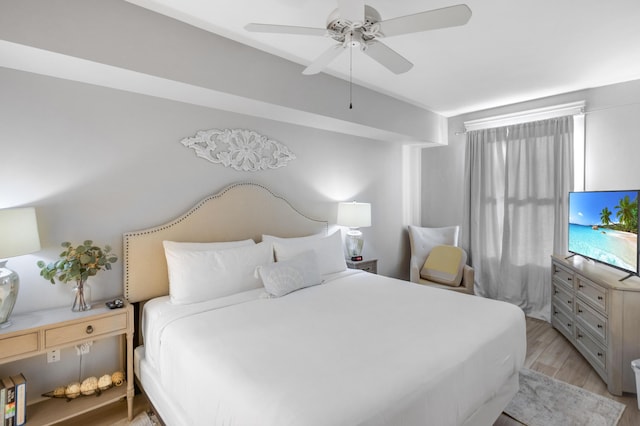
420,245,467,287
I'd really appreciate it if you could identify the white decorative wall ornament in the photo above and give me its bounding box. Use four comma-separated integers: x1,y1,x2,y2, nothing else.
180,128,296,172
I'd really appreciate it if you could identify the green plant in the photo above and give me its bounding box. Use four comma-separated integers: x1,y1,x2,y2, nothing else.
37,240,118,284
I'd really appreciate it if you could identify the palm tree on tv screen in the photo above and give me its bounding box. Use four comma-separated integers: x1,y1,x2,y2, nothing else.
600,207,612,226
615,195,638,233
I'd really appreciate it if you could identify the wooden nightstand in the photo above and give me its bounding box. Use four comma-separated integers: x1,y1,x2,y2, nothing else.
0,300,134,425
346,259,378,274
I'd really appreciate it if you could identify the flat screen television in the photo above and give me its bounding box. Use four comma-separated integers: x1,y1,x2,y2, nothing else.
568,190,639,279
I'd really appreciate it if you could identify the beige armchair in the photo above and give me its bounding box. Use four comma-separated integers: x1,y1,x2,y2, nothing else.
408,225,474,295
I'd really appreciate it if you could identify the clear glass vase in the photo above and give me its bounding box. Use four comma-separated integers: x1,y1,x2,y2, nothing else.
71,280,91,312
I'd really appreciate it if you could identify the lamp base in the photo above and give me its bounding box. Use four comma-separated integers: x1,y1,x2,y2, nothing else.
345,229,364,259
0,260,19,328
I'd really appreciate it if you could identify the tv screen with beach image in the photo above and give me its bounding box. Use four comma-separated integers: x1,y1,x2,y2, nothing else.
569,190,639,274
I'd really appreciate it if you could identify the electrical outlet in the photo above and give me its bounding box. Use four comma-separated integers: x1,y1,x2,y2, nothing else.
75,341,93,356
47,349,61,363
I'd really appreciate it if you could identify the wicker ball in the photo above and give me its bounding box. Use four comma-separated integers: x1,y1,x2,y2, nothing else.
65,382,81,399
112,371,125,387
80,376,98,396
52,386,66,397
98,374,113,390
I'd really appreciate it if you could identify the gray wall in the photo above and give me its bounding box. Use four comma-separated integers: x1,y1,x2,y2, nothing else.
2,67,409,314
421,79,640,227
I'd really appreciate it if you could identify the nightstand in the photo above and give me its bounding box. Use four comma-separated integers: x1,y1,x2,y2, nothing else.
346,258,378,274
0,300,134,424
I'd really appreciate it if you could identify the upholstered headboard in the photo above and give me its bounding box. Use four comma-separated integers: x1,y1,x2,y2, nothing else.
123,182,328,303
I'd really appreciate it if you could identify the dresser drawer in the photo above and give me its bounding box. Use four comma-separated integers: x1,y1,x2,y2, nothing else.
575,299,607,344
552,282,574,312
552,303,574,341
576,324,607,373
552,262,574,290
45,312,128,348
576,276,607,312
0,332,39,360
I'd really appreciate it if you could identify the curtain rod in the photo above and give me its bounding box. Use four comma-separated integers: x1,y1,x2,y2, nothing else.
456,100,640,135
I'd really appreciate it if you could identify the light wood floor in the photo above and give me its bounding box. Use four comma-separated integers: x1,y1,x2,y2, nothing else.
59,318,638,425
494,317,639,426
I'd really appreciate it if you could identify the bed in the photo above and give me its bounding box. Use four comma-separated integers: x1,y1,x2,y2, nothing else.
123,182,526,426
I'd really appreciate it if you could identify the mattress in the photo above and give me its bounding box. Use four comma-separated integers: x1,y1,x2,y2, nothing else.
139,270,526,425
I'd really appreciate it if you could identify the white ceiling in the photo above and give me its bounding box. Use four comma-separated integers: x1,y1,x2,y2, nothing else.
126,0,640,117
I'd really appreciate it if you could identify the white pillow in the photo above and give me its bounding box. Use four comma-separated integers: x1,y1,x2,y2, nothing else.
163,239,254,251
257,251,323,297
164,241,273,304
272,231,346,275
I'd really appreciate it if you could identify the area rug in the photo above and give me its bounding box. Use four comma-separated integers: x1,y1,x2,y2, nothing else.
504,368,625,426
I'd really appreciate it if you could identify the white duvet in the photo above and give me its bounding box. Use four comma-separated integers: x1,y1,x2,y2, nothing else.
142,270,525,426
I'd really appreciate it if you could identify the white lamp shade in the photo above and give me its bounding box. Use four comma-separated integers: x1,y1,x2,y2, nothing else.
337,202,371,228
0,207,41,258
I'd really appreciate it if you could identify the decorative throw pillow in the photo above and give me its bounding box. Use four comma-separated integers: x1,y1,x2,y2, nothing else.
420,245,467,286
257,251,323,297
164,241,273,304
271,231,347,275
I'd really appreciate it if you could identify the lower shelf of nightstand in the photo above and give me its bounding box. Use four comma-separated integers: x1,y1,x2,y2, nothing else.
26,383,127,426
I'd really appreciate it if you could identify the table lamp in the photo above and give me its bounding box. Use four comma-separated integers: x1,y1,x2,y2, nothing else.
337,202,371,261
0,207,41,328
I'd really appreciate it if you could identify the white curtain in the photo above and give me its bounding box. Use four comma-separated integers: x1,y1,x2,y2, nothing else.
462,116,574,320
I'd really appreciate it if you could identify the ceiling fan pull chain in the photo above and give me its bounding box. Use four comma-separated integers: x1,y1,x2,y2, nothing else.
349,32,353,110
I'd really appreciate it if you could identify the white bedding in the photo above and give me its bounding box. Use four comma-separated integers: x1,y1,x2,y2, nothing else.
140,270,525,426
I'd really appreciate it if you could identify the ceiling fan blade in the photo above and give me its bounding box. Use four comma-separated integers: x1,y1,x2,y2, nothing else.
380,4,472,37
302,44,346,75
244,23,327,37
337,0,364,23
363,40,413,74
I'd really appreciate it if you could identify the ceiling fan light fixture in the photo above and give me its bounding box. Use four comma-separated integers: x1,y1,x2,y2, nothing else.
327,5,382,43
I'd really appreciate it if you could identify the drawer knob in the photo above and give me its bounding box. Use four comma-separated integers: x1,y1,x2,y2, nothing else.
578,309,583,313
86,325,94,334
567,300,572,304
597,296,603,300
597,352,603,357
554,290,559,295
568,323,573,328
578,284,584,288
553,310,558,315
597,324,603,329
567,277,572,281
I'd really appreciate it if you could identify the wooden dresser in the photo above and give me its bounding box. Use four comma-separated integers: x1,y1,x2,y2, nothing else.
551,254,640,395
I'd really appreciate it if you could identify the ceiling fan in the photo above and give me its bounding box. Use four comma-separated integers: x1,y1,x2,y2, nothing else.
245,0,472,75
